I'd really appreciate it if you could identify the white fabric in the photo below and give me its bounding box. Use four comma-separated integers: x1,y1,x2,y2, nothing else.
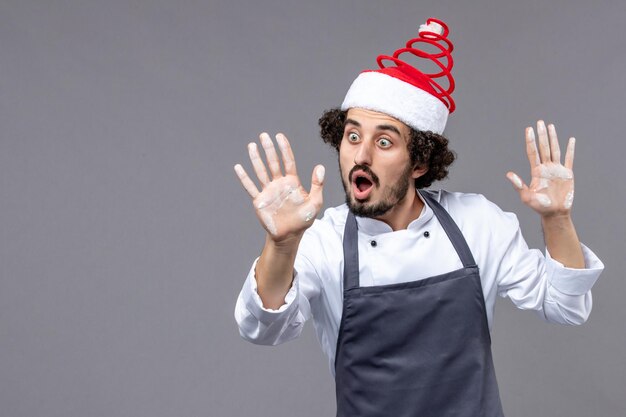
235,190,604,375
341,71,449,134
419,22,444,35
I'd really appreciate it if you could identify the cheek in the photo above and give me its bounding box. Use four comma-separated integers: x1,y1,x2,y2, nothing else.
382,158,413,182
338,138,349,155
339,145,354,167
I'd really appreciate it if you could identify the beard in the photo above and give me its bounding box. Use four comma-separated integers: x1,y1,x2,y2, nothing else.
340,162,413,218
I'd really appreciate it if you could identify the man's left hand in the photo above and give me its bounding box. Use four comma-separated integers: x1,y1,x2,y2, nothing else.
507,120,576,218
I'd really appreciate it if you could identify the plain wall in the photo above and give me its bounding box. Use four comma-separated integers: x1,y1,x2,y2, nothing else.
1,0,624,416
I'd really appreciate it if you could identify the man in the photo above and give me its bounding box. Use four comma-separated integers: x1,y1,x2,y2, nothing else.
233,18,603,416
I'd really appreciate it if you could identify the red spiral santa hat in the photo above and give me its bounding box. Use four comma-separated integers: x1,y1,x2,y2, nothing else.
341,18,455,134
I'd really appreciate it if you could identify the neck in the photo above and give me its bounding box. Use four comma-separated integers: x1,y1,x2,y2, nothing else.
376,188,424,231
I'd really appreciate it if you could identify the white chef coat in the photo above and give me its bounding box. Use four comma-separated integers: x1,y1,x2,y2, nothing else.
235,190,604,375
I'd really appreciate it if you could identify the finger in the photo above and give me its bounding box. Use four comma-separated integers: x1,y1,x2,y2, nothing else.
536,120,551,163
525,127,540,168
276,133,298,176
248,142,270,186
308,165,325,207
548,123,561,163
507,172,552,208
259,132,282,179
506,171,526,191
234,164,260,198
564,137,576,169
506,172,538,208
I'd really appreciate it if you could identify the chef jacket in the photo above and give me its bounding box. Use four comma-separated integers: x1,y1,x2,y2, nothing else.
235,190,604,375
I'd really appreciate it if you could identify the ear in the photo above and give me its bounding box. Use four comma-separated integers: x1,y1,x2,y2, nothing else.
411,164,428,179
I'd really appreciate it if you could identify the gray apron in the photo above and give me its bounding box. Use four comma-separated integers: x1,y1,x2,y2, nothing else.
335,190,505,417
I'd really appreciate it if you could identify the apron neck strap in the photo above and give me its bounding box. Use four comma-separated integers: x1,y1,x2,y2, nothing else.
343,210,360,291
418,190,477,268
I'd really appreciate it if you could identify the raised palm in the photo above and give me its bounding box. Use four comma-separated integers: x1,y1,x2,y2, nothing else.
507,120,575,216
234,133,325,242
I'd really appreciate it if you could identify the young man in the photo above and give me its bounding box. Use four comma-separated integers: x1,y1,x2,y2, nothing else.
233,19,603,416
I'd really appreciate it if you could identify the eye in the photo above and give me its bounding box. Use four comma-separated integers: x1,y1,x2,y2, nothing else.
377,137,392,148
347,132,360,143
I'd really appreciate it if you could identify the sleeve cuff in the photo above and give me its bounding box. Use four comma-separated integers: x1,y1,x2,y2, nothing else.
241,258,300,324
546,243,605,296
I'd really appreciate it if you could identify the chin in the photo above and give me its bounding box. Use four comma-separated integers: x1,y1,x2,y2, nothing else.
346,195,395,218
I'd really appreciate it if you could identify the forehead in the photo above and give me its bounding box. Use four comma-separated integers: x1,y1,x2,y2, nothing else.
345,108,410,137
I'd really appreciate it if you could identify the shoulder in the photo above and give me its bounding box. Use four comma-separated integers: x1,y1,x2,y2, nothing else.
434,189,499,212
429,189,520,231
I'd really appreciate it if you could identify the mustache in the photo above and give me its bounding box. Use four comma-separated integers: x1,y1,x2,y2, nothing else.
349,165,380,187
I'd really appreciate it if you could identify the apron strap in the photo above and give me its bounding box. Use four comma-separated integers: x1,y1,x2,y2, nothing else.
419,190,477,268
343,211,360,290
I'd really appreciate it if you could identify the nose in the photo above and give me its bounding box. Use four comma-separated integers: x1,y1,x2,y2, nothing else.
353,140,373,166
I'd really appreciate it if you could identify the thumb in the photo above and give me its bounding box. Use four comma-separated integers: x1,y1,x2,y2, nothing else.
308,165,325,206
506,171,526,192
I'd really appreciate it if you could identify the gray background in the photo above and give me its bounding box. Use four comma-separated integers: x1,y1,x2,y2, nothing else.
1,0,624,416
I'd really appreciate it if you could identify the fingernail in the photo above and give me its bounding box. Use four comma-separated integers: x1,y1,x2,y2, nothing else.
234,164,244,176
260,133,272,147
276,134,288,153
510,173,523,189
537,120,546,132
527,128,535,140
316,166,325,183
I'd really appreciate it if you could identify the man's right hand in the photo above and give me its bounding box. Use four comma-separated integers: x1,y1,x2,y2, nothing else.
234,132,325,244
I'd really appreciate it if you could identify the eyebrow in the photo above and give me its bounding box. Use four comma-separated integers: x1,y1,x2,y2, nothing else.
345,118,402,136
376,124,402,136
344,118,361,128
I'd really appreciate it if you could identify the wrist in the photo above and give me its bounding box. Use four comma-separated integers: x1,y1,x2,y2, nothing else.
265,233,304,257
541,212,573,227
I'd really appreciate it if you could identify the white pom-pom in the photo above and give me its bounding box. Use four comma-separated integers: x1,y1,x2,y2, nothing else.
419,21,444,35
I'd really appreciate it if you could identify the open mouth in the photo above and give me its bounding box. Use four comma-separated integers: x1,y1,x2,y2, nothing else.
355,176,373,192
351,171,375,200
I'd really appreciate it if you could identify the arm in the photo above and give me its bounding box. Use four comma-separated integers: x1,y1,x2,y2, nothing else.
255,235,302,309
234,132,325,309
506,120,584,268
493,220,602,325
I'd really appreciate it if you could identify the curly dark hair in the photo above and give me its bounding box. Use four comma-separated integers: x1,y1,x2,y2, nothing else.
318,108,456,189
